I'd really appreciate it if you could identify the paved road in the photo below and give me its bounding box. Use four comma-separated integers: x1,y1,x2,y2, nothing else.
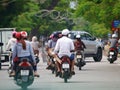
0,55,120,90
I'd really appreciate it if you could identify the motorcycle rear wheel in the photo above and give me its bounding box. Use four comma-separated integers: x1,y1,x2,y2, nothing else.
64,72,68,83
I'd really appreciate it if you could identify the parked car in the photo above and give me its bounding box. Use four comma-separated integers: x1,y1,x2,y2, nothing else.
68,30,103,62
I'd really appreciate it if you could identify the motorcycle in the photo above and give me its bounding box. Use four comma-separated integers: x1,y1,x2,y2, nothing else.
14,58,34,89
59,55,72,83
107,47,118,63
47,55,57,74
75,50,86,70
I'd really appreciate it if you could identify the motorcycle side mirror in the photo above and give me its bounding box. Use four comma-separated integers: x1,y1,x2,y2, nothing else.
0,42,3,46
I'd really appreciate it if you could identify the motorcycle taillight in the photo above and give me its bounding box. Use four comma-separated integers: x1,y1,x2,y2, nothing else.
110,48,115,51
20,62,31,67
61,56,70,64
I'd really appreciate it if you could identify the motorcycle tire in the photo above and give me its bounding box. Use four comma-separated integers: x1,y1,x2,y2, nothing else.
64,72,68,83
79,66,81,70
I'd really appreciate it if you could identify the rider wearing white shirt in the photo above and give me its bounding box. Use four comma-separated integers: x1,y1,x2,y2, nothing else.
6,31,17,51
54,36,74,58
54,29,75,76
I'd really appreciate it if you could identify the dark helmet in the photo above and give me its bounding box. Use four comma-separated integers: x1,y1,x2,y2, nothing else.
53,31,62,38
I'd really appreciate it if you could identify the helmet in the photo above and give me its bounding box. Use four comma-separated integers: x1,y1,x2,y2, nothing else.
53,32,59,38
62,29,70,35
21,31,28,38
15,32,22,40
76,34,81,39
112,34,117,38
32,36,37,41
12,31,17,37
49,34,54,39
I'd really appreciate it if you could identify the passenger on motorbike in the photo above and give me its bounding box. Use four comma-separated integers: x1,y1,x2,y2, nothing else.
74,34,86,66
53,29,75,76
31,36,41,55
10,31,39,77
46,32,60,69
6,30,17,51
6,30,17,74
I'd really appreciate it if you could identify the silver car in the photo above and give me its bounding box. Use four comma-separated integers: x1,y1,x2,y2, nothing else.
68,31,103,62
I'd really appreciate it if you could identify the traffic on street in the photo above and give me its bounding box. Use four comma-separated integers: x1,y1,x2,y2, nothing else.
0,1,120,90
0,54,120,90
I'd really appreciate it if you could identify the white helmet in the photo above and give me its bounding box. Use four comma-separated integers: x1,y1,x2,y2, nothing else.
76,34,81,39
62,29,70,35
112,34,117,38
32,36,38,41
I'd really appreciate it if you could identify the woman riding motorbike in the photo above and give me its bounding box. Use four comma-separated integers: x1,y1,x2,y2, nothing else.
74,34,86,67
10,31,39,77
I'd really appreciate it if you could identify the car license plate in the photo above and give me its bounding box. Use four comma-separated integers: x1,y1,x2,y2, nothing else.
21,70,29,75
110,52,114,55
62,63,69,69
76,55,82,58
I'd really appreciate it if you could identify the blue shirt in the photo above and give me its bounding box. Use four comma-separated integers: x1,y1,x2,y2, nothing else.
12,40,36,63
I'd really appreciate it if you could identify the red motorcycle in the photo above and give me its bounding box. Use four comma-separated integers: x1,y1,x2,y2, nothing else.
58,55,72,83
107,47,118,63
14,58,34,89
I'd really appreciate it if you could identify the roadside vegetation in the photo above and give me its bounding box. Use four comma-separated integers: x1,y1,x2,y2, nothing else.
0,0,120,38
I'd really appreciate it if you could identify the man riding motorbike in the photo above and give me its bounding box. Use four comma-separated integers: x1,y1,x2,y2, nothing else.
46,32,61,70
53,29,75,76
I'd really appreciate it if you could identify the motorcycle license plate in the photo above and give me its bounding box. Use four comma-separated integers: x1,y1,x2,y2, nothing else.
21,70,29,76
76,55,82,58
62,63,69,69
110,52,114,55
110,56,112,58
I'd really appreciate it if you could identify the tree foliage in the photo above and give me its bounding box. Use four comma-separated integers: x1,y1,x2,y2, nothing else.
0,0,120,38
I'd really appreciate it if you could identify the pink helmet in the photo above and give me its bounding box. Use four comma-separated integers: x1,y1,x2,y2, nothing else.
12,31,17,37
21,31,28,38
49,34,54,39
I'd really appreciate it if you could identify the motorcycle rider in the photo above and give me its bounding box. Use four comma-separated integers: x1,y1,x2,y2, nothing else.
46,32,60,69
74,34,86,66
10,31,39,77
53,29,75,76
108,33,118,56
6,30,17,74
74,34,86,51
31,36,41,55
6,30,17,51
